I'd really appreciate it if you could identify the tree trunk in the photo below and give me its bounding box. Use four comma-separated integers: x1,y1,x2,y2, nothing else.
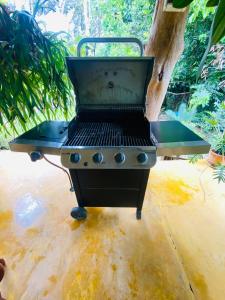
145,0,188,121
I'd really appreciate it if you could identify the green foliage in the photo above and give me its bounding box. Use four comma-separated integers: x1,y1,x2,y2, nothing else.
171,11,224,113
173,0,214,9
173,0,225,79
207,0,219,6
95,0,154,41
212,0,225,44
0,5,72,133
172,13,213,85
173,0,194,8
189,85,211,109
187,100,225,184
188,0,215,22
204,101,224,131
213,165,225,183
206,0,219,7
214,132,225,155
211,124,225,184
53,0,154,45
189,154,204,163
196,1,225,79
195,101,225,153
166,103,196,121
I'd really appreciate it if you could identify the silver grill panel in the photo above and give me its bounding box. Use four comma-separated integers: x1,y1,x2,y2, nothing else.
61,147,157,170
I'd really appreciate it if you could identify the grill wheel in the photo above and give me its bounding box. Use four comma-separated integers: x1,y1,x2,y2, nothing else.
70,207,87,220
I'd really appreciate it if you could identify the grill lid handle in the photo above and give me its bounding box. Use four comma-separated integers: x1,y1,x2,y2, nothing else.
77,37,144,57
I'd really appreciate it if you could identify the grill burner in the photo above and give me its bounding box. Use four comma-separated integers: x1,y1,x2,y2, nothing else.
66,122,151,147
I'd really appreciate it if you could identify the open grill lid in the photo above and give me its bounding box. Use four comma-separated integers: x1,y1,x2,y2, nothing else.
66,57,154,113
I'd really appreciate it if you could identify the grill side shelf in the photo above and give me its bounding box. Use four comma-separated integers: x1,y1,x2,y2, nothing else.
150,121,210,156
9,121,69,155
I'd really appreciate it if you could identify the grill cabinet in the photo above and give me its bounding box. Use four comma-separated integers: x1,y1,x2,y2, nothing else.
10,38,210,220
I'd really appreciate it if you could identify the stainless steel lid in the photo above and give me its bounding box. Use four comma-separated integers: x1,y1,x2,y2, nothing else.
66,57,154,112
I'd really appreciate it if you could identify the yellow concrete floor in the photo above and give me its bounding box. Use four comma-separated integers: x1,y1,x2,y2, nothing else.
0,151,224,300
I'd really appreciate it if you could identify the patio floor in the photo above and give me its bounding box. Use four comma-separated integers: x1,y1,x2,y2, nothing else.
0,151,224,300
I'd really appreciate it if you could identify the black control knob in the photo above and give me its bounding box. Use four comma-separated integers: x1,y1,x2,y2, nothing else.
30,151,42,162
93,152,103,164
70,153,81,163
137,152,148,164
114,152,125,164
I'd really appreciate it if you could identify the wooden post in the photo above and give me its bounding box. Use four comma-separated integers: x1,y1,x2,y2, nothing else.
145,0,188,121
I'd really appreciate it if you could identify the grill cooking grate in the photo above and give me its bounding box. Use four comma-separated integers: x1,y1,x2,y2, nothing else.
66,122,151,147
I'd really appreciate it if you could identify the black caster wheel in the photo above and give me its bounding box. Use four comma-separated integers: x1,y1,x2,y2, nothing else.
71,207,87,220
136,209,142,220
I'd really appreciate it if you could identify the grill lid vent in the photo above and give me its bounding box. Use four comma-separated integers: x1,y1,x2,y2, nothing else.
66,57,154,112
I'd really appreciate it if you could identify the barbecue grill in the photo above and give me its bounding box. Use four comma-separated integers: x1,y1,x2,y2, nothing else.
10,37,210,220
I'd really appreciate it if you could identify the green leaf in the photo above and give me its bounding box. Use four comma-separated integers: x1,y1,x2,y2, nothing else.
212,0,225,44
213,165,225,183
172,0,194,8
206,0,219,6
189,154,204,164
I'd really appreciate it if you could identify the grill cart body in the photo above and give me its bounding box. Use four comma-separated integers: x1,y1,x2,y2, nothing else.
10,38,210,220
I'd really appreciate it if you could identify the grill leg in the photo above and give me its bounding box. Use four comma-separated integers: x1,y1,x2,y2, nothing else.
135,169,150,220
69,169,88,220
136,209,142,220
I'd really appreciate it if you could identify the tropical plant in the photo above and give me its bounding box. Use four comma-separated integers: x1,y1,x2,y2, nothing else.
198,101,225,139
166,103,196,122
0,4,72,133
171,12,214,85
213,164,225,183
199,101,225,183
189,84,211,110
167,100,225,183
212,132,225,183
173,0,225,79
214,132,225,156
166,1,224,114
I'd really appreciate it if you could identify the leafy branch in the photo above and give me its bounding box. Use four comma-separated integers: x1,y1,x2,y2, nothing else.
173,0,225,79
0,5,72,133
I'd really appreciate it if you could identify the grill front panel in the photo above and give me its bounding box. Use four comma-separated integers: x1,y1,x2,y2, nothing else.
61,117,156,170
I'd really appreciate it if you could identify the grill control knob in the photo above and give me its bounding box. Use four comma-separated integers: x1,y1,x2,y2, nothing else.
93,152,103,164
137,152,148,164
114,152,125,164
70,153,81,163
30,151,43,162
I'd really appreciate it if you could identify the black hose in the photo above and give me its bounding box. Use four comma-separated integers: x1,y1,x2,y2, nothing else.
42,154,74,192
